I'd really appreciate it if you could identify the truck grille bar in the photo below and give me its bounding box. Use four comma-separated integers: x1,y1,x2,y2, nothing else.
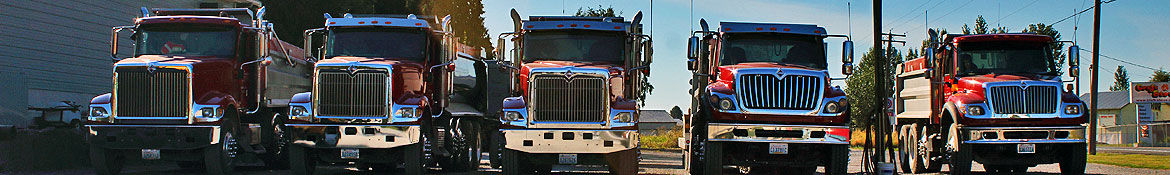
738,74,821,110
115,67,189,117
317,70,388,117
529,74,607,123
988,85,1058,114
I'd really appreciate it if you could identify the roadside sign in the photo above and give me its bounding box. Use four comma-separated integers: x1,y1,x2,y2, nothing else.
1131,82,1170,103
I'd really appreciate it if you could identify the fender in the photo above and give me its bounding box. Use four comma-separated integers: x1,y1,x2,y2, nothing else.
290,92,312,104
91,93,112,104
501,97,525,109
195,91,240,111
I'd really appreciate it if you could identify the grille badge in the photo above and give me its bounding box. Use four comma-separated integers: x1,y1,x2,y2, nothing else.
564,69,575,82
146,63,157,75
346,64,359,77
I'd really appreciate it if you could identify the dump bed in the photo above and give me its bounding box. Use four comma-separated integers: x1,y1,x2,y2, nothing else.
894,57,935,119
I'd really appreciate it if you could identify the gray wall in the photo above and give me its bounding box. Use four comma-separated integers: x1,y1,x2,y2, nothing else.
0,0,252,125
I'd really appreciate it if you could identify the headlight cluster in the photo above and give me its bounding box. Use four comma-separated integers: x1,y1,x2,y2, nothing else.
290,106,310,117
614,112,636,123
90,107,109,118
966,105,985,116
823,101,842,113
501,111,524,122
194,107,224,122
715,98,735,111
395,107,421,118
1064,105,1081,115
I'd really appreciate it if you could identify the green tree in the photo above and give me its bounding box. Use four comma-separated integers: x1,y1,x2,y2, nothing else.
846,47,903,128
670,106,683,119
422,0,494,55
573,6,652,106
1152,69,1170,82
1021,23,1066,75
1111,66,1130,91
905,48,918,59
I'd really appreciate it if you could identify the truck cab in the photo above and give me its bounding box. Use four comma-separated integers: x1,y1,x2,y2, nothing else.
682,20,854,175
895,31,1087,174
86,7,310,175
286,13,464,174
492,9,652,174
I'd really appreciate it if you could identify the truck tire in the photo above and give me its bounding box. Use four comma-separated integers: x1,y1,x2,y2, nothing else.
607,149,639,175
687,107,711,175
501,149,526,175
898,125,912,173
205,115,238,175
448,118,481,172
827,144,849,175
89,145,124,175
1059,143,1087,175
949,128,973,175
289,145,315,175
919,125,942,172
702,141,724,175
261,113,290,170
405,143,426,175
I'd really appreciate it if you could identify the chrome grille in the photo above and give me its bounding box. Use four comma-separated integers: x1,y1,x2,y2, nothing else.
738,74,821,110
988,85,1058,114
115,67,189,117
529,74,607,123
317,70,388,116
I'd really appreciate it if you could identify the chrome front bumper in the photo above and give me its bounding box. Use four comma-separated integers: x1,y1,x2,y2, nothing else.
708,123,850,144
502,129,638,154
287,124,420,149
962,126,1087,144
86,125,221,150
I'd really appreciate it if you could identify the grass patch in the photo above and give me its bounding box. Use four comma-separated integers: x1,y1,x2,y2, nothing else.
850,130,900,147
641,127,684,150
1087,153,1170,170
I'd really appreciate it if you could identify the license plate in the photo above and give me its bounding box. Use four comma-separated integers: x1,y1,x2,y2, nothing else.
141,149,161,160
769,143,789,154
1017,143,1036,154
341,149,360,159
558,154,578,164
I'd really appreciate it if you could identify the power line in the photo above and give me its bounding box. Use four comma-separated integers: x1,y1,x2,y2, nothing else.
993,0,1040,25
887,0,933,29
1053,0,1117,25
888,0,948,31
1079,48,1159,71
900,0,974,34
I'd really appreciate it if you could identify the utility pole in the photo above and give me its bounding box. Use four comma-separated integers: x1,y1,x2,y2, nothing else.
870,0,890,173
881,31,906,170
1089,0,1101,155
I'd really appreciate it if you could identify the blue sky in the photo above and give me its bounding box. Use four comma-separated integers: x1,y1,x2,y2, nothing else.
480,0,1169,110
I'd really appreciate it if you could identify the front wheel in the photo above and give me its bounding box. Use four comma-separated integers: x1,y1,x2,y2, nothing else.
289,145,316,175
89,145,124,175
1059,143,1087,175
606,149,639,175
405,143,425,175
826,144,849,175
948,124,972,175
204,130,238,175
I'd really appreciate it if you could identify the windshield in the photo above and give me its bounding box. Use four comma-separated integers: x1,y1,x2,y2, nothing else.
957,41,1056,76
134,26,237,57
522,31,626,63
327,28,427,61
721,33,827,69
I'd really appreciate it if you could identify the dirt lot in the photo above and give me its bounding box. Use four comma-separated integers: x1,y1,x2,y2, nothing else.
2,130,1169,175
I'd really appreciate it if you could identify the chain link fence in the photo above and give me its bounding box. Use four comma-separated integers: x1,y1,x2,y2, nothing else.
1099,123,1170,146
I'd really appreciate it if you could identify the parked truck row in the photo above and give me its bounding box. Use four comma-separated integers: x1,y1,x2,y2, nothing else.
80,5,1089,175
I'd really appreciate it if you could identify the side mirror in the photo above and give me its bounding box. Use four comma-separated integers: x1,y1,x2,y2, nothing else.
643,39,653,64
1068,45,1080,67
687,36,700,60
842,63,854,75
842,40,854,63
925,69,934,80
261,56,273,66
496,38,507,61
110,26,134,61
1069,66,1080,77
924,47,935,69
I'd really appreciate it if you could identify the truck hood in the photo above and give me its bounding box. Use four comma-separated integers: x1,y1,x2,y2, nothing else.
315,56,427,104
518,60,627,101
956,73,1060,92
716,62,828,84
520,60,624,73
115,55,235,69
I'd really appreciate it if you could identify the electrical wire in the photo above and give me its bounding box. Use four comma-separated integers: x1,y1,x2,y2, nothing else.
1080,48,1160,72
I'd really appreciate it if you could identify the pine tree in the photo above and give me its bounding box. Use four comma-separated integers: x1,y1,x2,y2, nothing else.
1110,66,1129,91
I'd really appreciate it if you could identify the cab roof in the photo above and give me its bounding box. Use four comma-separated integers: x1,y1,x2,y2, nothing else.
325,14,432,29
948,33,1053,43
522,16,630,32
136,8,254,27
719,22,827,36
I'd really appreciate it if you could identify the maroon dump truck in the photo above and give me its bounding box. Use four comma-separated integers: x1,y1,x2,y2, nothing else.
491,9,652,174
86,7,310,175
681,20,855,175
894,30,1087,174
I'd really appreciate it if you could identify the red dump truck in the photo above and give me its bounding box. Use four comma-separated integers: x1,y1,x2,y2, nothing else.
86,7,310,175
894,30,1087,174
491,9,652,174
681,19,855,175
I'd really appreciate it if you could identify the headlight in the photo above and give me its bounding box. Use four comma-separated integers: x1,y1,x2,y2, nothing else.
290,106,309,117
90,107,108,118
966,105,985,116
614,112,634,123
199,107,217,118
395,107,417,118
824,101,841,113
1064,105,1080,114
502,111,523,121
717,98,735,110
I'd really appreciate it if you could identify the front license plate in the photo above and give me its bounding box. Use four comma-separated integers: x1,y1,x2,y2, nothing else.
1017,143,1036,154
341,149,360,159
141,149,161,160
769,143,789,154
558,154,578,164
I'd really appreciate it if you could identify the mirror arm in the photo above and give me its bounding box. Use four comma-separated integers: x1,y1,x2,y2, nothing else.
429,61,455,72
626,65,651,75
240,57,272,69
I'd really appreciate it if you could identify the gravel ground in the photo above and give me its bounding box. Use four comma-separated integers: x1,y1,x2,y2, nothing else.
4,149,1169,175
